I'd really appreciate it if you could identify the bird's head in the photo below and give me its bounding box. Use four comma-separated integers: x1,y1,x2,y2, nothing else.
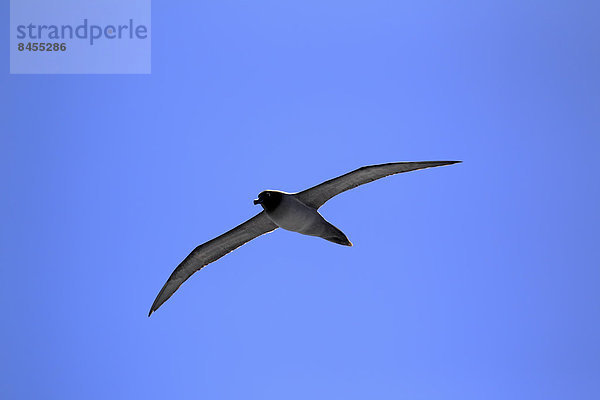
253,190,283,211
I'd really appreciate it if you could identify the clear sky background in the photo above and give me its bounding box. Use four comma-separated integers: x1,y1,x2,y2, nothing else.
2,1,599,399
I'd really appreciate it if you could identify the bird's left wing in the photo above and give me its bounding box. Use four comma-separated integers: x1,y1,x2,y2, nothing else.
149,211,278,316
296,161,461,209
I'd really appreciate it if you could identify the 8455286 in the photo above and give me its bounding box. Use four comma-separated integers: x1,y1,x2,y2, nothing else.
18,42,67,51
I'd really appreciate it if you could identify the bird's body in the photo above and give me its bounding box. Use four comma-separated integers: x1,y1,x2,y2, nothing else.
149,160,461,316
260,191,352,246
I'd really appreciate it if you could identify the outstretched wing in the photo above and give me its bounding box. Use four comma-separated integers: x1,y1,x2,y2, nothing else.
149,211,278,316
296,161,461,209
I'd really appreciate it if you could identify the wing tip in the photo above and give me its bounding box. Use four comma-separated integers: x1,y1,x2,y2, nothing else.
439,160,462,165
148,296,165,317
148,295,163,317
430,160,462,168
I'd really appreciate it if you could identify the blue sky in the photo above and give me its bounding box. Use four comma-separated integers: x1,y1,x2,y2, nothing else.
2,1,599,399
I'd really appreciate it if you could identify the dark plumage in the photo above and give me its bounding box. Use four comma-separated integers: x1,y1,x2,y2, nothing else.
253,191,283,212
149,160,460,316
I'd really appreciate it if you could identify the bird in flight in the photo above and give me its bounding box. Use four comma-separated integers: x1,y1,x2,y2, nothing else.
149,160,460,316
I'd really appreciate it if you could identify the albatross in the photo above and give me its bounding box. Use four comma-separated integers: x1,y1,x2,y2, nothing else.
149,160,460,316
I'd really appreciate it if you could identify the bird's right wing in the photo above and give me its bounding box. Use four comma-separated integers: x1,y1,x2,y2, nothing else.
149,211,278,316
296,161,461,209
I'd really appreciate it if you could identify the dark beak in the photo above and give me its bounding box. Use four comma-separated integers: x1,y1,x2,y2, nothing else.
253,199,261,205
